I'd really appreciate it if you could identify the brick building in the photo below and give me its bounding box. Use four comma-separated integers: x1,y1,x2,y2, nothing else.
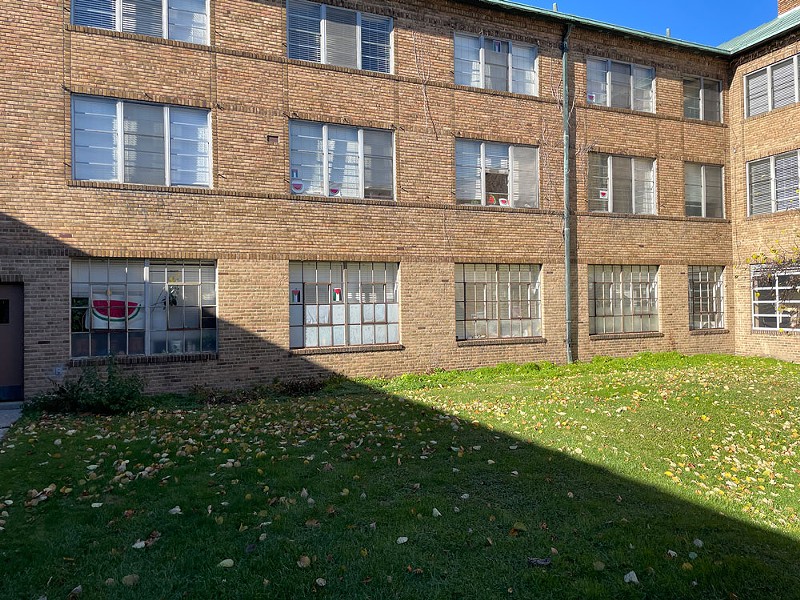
0,0,798,399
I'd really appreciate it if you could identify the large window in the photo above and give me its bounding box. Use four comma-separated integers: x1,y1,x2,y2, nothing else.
71,96,211,187
685,164,724,218
751,265,800,331
289,262,399,349
453,33,537,95
586,58,654,112
289,121,393,199
588,153,655,215
455,140,538,208
455,264,541,341
748,150,800,215
589,265,659,335
689,266,725,330
745,55,799,117
70,259,217,358
287,0,392,73
683,76,722,122
71,0,208,44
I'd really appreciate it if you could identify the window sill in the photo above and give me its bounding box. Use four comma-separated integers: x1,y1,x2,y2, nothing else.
290,194,397,207
589,332,664,341
682,116,725,127
457,336,547,348
750,329,800,336
745,207,800,221
581,102,656,118
68,180,213,194
290,344,404,357
689,328,730,336
70,352,218,367
67,24,211,51
579,211,730,224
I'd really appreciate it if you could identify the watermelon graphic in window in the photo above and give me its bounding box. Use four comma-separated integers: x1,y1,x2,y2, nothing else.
87,293,145,330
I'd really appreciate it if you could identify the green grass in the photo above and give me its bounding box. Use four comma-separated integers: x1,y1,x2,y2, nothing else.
1,352,799,599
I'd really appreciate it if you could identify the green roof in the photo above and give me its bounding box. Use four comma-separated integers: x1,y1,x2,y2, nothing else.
719,7,800,52
460,0,800,57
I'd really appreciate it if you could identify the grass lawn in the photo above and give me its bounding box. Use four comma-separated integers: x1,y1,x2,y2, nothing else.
1,352,799,599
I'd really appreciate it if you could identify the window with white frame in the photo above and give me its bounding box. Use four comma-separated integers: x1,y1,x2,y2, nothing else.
745,54,799,117
683,76,722,121
286,0,392,73
748,150,800,215
289,121,393,199
454,33,537,95
70,259,217,358
588,153,655,215
289,262,399,349
688,266,725,330
71,96,211,187
71,0,208,44
455,264,541,341
589,265,659,335
685,163,723,218
751,265,800,331
586,58,654,112
455,140,538,208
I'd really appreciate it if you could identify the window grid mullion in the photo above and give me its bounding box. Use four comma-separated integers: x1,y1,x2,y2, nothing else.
358,128,365,199
163,106,171,186
771,156,777,213
767,64,774,110
356,11,362,70
322,124,330,196
320,4,327,65
508,145,515,202
607,155,614,212
480,142,486,206
507,41,513,91
115,0,122,32
162,0,169,40
116,100,124,183
343,267,350,345
699,77,705,120
479,36,485,89
701,165,707,218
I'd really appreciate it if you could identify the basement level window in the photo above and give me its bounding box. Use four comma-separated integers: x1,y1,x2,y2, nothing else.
589,265,659,335
751,266,800,332
689,266,725,330
586,58,655,113
71,0,209,45
453,33,538,95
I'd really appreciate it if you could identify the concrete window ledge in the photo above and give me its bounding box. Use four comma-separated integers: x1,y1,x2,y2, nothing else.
290,344,404,357
689,328,730,336
457,337,547,348
70,353,218,367
589,332,665,341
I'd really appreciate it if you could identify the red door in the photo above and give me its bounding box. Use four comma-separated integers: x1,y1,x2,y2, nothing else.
0,284,24,401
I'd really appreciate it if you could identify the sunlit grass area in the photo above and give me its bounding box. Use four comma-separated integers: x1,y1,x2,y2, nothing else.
1,353,799,599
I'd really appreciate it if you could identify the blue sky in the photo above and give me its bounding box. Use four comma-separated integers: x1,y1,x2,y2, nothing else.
518,0,777,47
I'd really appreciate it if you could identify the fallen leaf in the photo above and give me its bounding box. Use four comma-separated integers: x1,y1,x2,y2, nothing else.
122,574,140,587
432,508,442,517
297,555,311,568
315,578,326,587
396,536,408,544
624,571,639,584
218,559,234,568
168,506,182,515
593,561,605,571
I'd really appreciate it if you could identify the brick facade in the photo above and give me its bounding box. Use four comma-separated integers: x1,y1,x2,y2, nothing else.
0,0,797,398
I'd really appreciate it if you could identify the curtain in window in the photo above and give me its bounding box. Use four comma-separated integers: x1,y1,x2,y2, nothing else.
511,146,538,208
169,107,210,186
611,156,633,213
633,158,655,214
775,152,799,212
287,0,322,62
455,140,483,205
121,0,163,37
746,69,769,116
325,6,358,69
588,153,609,212
72,0,116,29
704,166,723,218
772,59,797,109
72,97,119,182
748,158,773,215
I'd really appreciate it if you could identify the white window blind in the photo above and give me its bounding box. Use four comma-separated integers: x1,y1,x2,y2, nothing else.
685,164,723,218
286,0,392,73
775,151,800,212
455,140,538,208
746,68,769,117
748,158,773,215
453,33,537,95
772,58,796,109
748,151,800,215
72,96,210,187
589,153,655,215
587,58,654,112
72,0,208,43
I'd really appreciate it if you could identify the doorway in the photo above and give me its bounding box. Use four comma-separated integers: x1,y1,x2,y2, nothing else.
0,284,24,401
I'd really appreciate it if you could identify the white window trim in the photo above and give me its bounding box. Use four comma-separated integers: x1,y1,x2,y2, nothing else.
71,96,213,188
684,75,723,122
71,0,211,45
455,140,539,208
751,265,800,332
591,153,657,215
686,163,725,218
586,56,656,113
744,54,800,117
746,150,800,216
453,33,539,96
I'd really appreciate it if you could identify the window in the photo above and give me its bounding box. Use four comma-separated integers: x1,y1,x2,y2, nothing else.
685,164,723,218
455,264,541,341
683,76,721,121
688,266,725,330
748,150,800,215
71,0,208,44
289,262,399,349
588,153,655,215
455,140,538,208
71,96,211,187
745,55,800,117
586,58,654,112
454,33,537,95
286,0,392,73
289,121,393,199
751,265,800,331
589,265,659,335
70,259,217,358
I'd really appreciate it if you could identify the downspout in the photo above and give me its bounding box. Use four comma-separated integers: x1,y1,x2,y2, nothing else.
561,24,574,364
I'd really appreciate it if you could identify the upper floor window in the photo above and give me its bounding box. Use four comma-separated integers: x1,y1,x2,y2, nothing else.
71,96,211,187
685,163,724,218
745,55,800,117
689,266,725,330
454,34,537,95
589,265,659,335
748,150,800,215
588,153,655,215
455,140,538,208
586,58,654,112
289,121,394,200
287,0,392,73
683,76,722,122
71,0,209,45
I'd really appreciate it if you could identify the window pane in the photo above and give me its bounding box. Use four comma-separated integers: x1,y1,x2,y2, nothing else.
511,44,536,95
455,140,482,204
168,0,208,44
511,146,538,208
683,76,701,119
454,34,481,87
361,14,391,73
72,96,118,181
327,125,360,197
586,59,607,105
771,58,796,109
703,79,721,122
746,69,769,117
121,0,163,37
611,156,633,213
287,0,322,62
363,129,393,199
633,158,655,214
325,6,358,69
484,39,509,92
704,166,724,218
588,153,609,212
72,0,116,29
775,152,799,212
748,158,773,215
484,143,509,205
684,163,703,216
632,66,654,112
169,107,211,186
289,121,324,195
123,102,166,185
609,61,632,109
